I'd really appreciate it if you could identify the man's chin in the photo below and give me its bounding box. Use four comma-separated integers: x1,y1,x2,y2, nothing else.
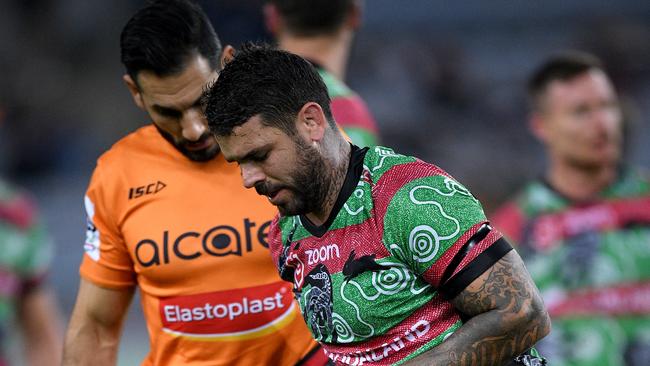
276,199,312,217
276,203,303,217
183,146,220,162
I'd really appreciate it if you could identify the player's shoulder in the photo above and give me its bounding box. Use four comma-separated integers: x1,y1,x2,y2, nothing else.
272,215,303,244
613,166,650,196
317,68,352,98
364,146,450,187
268,214,296,256
97,125,157,165
494,180,562,223
0,179,38,229
88,125,163,196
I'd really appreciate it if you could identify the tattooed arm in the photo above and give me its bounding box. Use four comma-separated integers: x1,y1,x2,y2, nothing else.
403,250,551,366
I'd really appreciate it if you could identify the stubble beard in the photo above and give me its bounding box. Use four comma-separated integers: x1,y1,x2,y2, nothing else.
154,124,220,162
277,140,331,217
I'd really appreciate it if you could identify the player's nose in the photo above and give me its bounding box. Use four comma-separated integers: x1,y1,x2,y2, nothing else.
241,163,266,189
181,109,207,141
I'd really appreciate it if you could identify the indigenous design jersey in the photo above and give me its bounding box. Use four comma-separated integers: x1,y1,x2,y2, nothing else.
80,125,318,366
317,67,380,148
269,145,512,365
0,180,52,365
492,170,650,366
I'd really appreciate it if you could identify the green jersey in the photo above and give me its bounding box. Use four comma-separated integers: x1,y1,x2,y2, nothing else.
493,169,650,366
0,179,52,363
269,146,511,365
317,67,380,148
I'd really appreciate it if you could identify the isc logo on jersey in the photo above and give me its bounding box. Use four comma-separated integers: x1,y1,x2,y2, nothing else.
159,281,296,340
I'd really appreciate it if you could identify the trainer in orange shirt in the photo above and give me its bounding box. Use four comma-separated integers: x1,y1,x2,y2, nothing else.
62,1,324,365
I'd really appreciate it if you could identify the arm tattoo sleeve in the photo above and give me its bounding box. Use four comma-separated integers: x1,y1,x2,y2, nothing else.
404,251,550,366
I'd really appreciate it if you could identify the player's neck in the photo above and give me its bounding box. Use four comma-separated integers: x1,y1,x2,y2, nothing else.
546,160,618,201
277,30,353,81
305,139,351,225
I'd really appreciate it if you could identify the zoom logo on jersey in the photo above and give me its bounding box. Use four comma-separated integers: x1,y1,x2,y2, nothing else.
135,219,272,267
306,243,340,265
129,181,166,200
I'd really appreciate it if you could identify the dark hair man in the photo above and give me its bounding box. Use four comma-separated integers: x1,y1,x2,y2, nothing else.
203,43,551,366
62,2,324,365
264,0,380,147
492,51,650,366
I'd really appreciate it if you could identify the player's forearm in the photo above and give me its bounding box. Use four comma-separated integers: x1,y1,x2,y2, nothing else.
403,251,551,365
402,305,549,365
25,319,63,366
27,340,63,366
62,322,121,365
63,280,134,365
19,288,63,366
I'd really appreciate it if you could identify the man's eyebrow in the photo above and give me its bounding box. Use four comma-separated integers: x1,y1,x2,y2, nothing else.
152,96,202,113
241,148,263,161
151,104,180,115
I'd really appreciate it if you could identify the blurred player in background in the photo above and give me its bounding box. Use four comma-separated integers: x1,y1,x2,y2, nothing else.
492,52,650,366
264,0,380,147
62,1,325,365
0,113,62,365
204,43,550,366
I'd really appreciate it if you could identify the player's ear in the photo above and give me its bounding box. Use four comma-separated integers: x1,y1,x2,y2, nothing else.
263,3,281,35
529,112,548,143
296,102,327,143
220,45,236,68
347,0,363,30
123,74,145,110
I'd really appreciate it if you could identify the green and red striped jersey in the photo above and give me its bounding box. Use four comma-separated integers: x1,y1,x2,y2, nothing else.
317,68,380,148
0,179,52,364
492,169,650,366
269,145,511,365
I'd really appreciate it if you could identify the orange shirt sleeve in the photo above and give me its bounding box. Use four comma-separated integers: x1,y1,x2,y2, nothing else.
79,158,136,288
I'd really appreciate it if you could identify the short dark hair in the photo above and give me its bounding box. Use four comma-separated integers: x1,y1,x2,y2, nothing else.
120,0,222,82
528,51,605,111
203,43,334,137
268,0,355,37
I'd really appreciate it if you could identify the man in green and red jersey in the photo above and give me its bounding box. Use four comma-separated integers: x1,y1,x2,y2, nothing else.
0,107,62,365
264,0,380,147
203,44,550,366
0,178,62,366
492,52,650,366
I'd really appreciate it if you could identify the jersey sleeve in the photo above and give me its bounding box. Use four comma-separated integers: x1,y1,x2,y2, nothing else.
331,95,380,148
267,215,299,285
378,165,511,298
318,68,380,148
79,161,136,288
267,216,284,275
20,215,53,292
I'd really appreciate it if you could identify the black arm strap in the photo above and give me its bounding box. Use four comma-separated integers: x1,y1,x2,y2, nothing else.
440,223,492,286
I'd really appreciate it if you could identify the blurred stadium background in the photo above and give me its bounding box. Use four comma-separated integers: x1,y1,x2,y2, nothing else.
1,0,649,363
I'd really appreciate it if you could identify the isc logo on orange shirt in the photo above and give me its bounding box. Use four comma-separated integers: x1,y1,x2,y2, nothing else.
159,281,297,341
128,180,167,200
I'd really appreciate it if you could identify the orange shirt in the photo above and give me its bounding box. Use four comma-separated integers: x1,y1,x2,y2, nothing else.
80,125,317,365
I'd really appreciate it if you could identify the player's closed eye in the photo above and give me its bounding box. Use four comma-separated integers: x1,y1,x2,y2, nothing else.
252,152,269,162
155,106,182,119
